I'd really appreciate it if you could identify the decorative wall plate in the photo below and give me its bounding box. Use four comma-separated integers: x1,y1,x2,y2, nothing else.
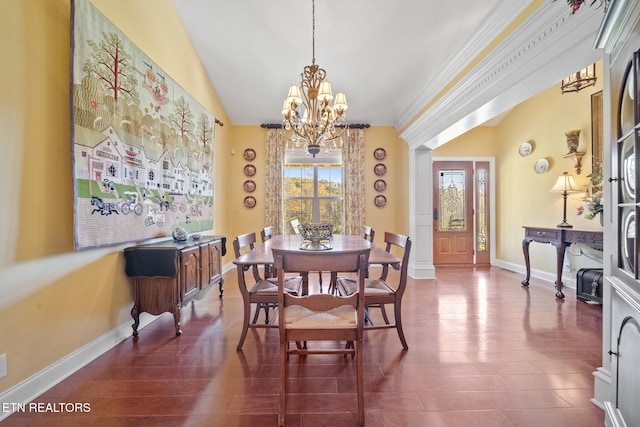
244,164,256,176
374,147,387,161
374,194,387,207
519,142,532,157
534,158,549,174
243,148,256,161
243,180,256,193
374,179,387,192
374,163,387,176
243,196,256,208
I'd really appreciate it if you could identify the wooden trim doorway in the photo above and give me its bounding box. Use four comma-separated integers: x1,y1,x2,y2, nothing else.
433,160,492,266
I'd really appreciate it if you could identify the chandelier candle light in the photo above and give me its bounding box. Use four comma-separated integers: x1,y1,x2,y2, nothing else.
550,171,581,228
281,0,348,157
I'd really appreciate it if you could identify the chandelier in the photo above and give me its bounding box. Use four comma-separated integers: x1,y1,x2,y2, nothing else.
281,0,348,157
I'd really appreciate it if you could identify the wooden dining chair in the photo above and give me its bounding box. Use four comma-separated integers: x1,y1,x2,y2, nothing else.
363,225,375,243
233,232,302,351
260,226,274,242
337,232,412,350
290,219,300,235
273,247,370,426
327,225,376,295
260,226,276,278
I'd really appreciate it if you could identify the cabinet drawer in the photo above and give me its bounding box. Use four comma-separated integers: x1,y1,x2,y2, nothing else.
525,228,561,240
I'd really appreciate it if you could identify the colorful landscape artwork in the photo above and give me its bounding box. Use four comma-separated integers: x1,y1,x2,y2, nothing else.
71,0,215,249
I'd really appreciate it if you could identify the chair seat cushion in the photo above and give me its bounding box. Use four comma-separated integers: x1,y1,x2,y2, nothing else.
284,304,356,328
251,277,302,295
337,277,395,296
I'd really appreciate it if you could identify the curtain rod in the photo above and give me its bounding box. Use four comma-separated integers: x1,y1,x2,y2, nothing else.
260,123,370,129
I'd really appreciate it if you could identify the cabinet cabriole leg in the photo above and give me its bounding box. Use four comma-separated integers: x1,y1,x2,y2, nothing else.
131,305,140,337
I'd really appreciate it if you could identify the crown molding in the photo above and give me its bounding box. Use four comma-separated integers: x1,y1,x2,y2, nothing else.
400,2,604,150
395,1,532,129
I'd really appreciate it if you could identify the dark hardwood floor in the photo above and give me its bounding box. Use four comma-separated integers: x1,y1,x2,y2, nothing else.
4,266,604,426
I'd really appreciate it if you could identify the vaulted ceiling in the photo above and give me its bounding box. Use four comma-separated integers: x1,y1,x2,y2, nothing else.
173,0,605,148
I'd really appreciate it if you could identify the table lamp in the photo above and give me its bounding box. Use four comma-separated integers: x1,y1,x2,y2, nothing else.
550,171,580,228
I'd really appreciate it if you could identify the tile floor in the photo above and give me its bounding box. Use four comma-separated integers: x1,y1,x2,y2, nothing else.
5,266,604,426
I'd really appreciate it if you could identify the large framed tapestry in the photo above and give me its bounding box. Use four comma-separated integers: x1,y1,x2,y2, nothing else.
71,0,215,249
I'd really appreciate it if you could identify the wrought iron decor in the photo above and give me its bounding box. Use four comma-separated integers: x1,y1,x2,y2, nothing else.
71,0,215,249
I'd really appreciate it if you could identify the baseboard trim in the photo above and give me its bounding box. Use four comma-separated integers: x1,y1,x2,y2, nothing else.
493,259,577,290
0,313,155,422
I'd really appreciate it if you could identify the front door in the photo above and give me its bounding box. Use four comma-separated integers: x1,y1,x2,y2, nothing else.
433,161,488,265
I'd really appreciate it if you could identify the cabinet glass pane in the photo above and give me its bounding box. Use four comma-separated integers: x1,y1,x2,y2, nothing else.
620,207,636,275
620,65,635,136
438,169,466,231
621,135,636,203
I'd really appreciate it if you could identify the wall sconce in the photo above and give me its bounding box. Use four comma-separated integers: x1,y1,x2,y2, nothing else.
550,171,581,228
562,129,586,174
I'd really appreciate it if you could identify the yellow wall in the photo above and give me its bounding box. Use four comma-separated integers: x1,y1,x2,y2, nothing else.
0,0,231,393
0,0,408,395
363,127,409,236
435,62,604,275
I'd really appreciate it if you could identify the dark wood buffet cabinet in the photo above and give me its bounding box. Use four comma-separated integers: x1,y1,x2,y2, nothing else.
124,235,226,336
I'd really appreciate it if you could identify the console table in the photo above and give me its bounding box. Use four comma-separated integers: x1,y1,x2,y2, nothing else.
124,235,226,336
522,226,602,299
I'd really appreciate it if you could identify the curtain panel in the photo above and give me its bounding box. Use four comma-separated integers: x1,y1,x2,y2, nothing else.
342,129,366,235
264,129,285,235
264,128,365,236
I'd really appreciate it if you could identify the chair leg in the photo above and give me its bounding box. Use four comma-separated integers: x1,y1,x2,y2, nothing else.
379,304,390,324
237,300,251,351
251,303,261,324
328,272,338,294
362,307,373,326
395,301,408,350
279,338,287,426
356,337,365,426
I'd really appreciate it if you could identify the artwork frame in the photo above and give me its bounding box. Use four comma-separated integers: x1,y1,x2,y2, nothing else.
71,0,215,249
591,90,603,176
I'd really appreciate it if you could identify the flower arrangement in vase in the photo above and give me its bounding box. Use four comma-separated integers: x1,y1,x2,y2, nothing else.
576,172,603,221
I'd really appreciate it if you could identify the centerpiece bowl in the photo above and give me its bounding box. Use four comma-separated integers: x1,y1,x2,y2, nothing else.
298,223,333,245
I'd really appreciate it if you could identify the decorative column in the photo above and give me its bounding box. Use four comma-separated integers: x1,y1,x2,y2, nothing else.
408,146,435,279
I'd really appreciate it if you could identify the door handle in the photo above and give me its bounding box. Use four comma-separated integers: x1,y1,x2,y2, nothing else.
433,208,438,220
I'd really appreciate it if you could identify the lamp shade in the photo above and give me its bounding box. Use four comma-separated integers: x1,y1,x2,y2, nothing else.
317,81,333,102
550,172,580,193
333,92,348,112
286,85,302,104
